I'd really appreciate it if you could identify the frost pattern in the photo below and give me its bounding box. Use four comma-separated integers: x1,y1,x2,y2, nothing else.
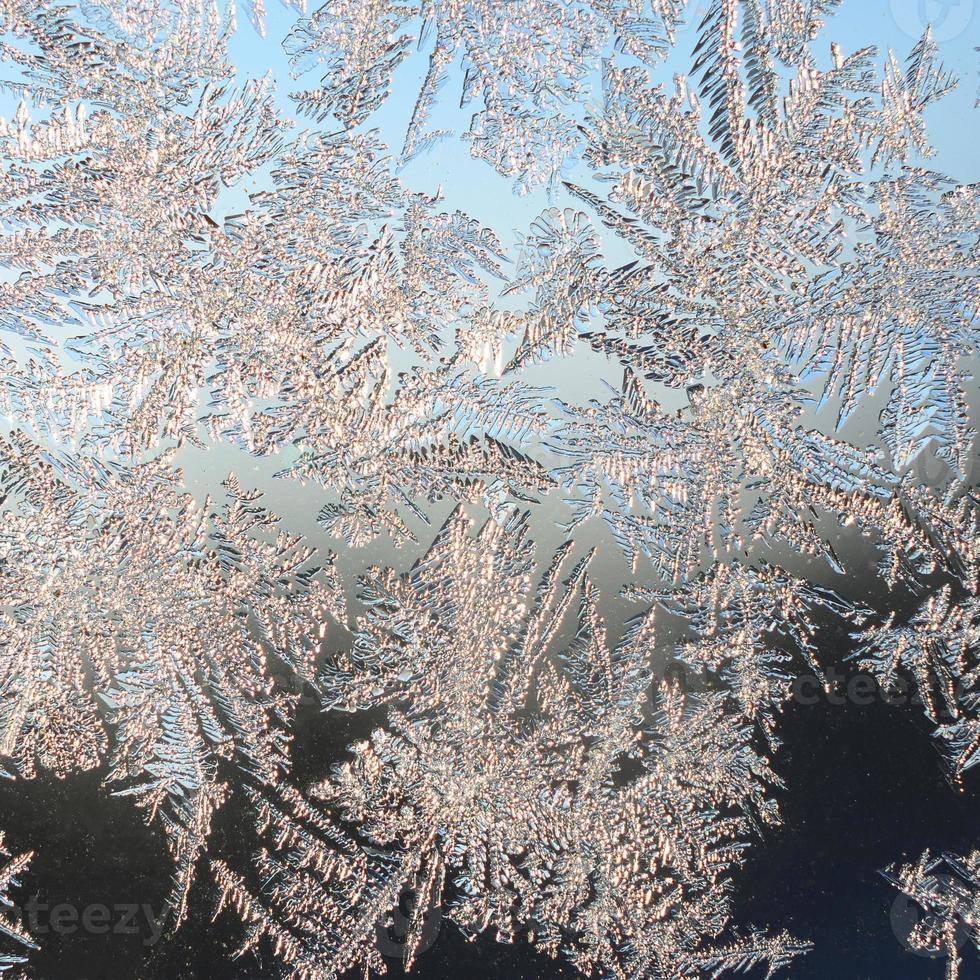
502,12,978,578
0,434,341,923
637,561,858,740
883,849,980,980
0,0,976,977
285,0,687,190
0,834,34,975
855,566,980,783
215,511,809,979
0,1,548,546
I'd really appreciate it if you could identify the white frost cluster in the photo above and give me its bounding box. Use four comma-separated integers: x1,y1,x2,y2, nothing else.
0,0,976,977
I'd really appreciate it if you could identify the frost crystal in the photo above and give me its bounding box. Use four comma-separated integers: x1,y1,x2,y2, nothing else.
0,434,340,922
0,834,34,975
855,572,980,782
0,0,977,976
216,510,809,978
883,850,980,980
501,10,978,578
638,561,857,738
285,0,687,190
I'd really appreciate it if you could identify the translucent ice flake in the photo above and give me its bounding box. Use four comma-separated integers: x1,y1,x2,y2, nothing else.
285,0,688,190
883,849,980,980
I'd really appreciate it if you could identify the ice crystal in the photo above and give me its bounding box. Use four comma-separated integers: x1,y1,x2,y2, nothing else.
201,129,552,545
285,0,687,190
216,509,809,978
638,561,857,738
883,849,980,980
0,0,547,544
0,833,35,975
0,433,341,922
500,8,979,577
0,0,976,976
854,574,980,782
0,0,281,449
839,484,980,781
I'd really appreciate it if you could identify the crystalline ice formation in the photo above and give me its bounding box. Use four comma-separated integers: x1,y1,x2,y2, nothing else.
855,573,980,782
0,0,282,450
285,0,687,190
0,834,34,975
0,433,342,921
635,560,859,739
883,849,980,980
0,0,976,977
216,509,810,979
499,10,979,579
0,0,549,545
203,131,552,545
